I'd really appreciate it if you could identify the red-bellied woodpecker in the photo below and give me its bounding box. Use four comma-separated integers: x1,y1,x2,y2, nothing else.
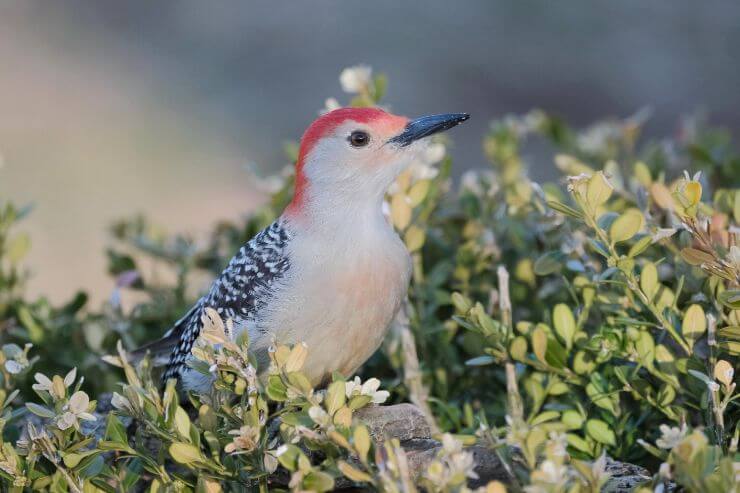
137,108,469,391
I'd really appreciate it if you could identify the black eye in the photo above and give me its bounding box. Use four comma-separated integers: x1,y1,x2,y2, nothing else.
348,130,370,147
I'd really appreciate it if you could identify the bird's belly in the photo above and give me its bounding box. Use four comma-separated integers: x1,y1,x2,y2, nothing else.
254,251,410,385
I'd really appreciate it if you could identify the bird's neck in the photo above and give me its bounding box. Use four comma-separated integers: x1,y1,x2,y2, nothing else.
284,189,391,239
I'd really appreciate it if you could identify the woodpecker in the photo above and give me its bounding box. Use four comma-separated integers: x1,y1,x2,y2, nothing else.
137,108,469,392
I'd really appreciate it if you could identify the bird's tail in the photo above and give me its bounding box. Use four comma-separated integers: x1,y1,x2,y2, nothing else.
128,333,181,367
128,303,203,370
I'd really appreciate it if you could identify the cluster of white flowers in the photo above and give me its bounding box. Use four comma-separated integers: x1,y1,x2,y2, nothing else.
344,376,390,404
2,343,33,375
29,368,97,432
224,425,260,453
424,434,479,486
339,65,373,94
654,423,688,449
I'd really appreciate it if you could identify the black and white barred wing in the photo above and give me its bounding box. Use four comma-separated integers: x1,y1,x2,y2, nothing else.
135,220,291,382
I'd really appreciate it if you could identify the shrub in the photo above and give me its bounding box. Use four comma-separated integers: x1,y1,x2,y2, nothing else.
0,66,737,491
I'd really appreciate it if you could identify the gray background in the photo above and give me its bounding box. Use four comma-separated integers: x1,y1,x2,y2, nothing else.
1,0,739,301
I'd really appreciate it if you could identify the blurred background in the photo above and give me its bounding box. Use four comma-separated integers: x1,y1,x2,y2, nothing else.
2,0,739,303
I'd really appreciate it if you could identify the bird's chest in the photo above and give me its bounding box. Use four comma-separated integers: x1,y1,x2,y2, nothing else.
257,228,411,382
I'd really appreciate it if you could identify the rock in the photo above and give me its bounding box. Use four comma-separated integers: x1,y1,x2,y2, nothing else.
353,403,652,492
602,457,651,493
355,403,432,442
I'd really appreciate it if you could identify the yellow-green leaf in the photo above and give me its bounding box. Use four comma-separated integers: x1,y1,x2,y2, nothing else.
390,194,412,230
509,336,527,361
586,172,613,208
407,180,431,207
326,381,346,415
532,326,548,364
337,460,373,483
585,419,616,446
634,161,652,187
682,304,706,350
609,208,644,243
640,262,659,301
169,443,202,464
174,407,191,438
404,225,426,253
284,343,308,373
353,424,371,462
553,304,576,349
6,233,31,264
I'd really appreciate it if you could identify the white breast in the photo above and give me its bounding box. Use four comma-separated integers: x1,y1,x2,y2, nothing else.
250,212,411,385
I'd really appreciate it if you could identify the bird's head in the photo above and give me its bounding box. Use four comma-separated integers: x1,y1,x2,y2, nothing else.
285,107,469,218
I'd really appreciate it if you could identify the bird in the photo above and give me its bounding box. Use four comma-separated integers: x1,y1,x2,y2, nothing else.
136,107,469,392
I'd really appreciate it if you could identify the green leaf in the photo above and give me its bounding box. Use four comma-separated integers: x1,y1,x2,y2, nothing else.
510,336,528,361
276,444,303,471
553,304,576,349
6,233,31,263
169,442,203,465
640,262,659,302
465,355,495,366
682,304,706,350
303,470,335,492
326,381,346,415
532,326,548,364
104,414,128,444
266,376,288,402
635,331,655,367
718,290,740,310
585,419,616,446
609,208,644,243
174,406,191,439
26,402,56,418
547,200,583,219
566,433,592,453
562,410,584,430
628,235,653,257
586,172,613,207
353,425,371,462
534,251,566,276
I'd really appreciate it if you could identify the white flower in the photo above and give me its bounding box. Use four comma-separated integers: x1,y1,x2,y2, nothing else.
308,405,330,426
4,361,23,374
339,65,372,93
441,433,463,454
655,423,687,449
344,376,390,404
532,460,568,484
658,462,672,479
424,143,446,164
547,431,568,458
224,426,260,453
407,160,439,182
57,391,96,430
460,170,482,195
321,97,341,114
64,367,77,387
31,373,53,393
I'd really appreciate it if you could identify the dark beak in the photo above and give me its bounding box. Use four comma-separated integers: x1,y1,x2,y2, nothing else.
388,113,470,147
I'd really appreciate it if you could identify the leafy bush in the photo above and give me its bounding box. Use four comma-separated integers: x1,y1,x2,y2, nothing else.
0,66,738,491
